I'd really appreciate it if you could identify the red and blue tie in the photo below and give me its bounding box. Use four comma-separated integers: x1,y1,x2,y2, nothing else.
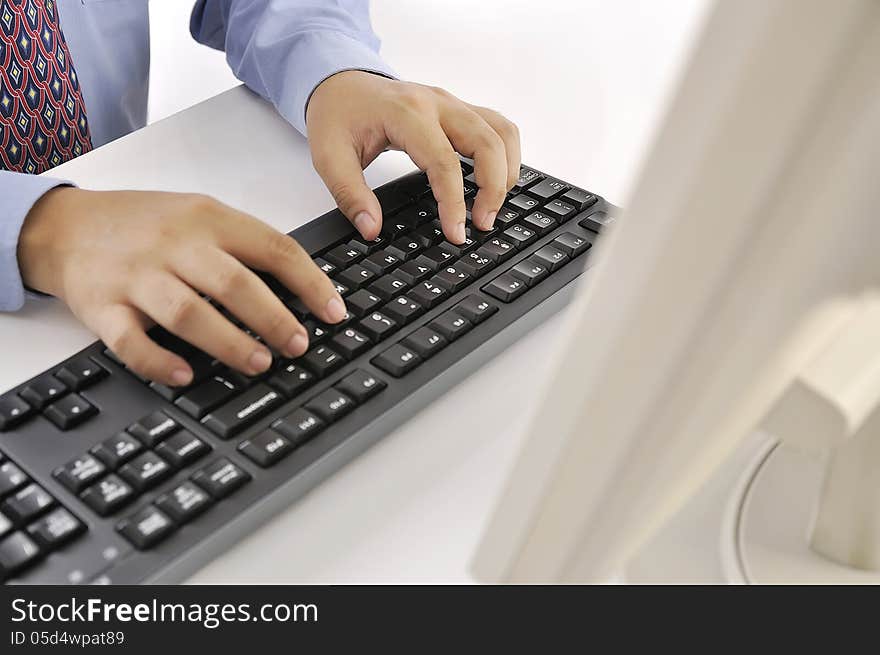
0,0,92,174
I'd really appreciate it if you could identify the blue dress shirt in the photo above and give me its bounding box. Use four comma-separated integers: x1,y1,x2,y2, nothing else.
0,0,394,311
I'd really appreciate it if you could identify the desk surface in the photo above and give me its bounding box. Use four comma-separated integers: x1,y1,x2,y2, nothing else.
2,1,708,582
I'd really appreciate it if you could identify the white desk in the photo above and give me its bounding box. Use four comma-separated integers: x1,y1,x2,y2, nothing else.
1,1,708,583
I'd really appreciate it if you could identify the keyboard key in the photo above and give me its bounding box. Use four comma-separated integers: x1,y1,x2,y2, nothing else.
398,201,437,225
155,430,211,468
305,388,356,423
454,295,498,324
323,243,363,268
496,207,522,227
421,245,456,268
430,312,473,342
80,474,135,516
0,511,12,539
301,345,346,378
19,374,68,410
90,432,143,469
117,505,176,550
503,223,538,248
149,381,183,402
27,507,84,549
553,232,592,257
527,177,569,200
53,454,107,494
175,374,240,419
369,274,409,301
483,273,527,302
55,356,107,391
409,280,449,309
433,265,472,292
457,251,495,278
395,259,434,285
544,199,577,221
0,462,29,496
238,429,294,468
337,264,377,291
127,411,180,447
346,289,384,317
155,482,214,523
268,361,315,397
412,223,444,247
470,225,498,243
118,451,173,493
331,279,351,297
403,327,448,359
192,458,251,499
532,244,570,272
523,211,557,234
332,327,373,359
201,383,284,439
514,165,544,191
476,238,516,263
1,484,55,525
336,369,387,403
441,234,478,257
347,234,387,255
358,311,399,341
381,218,410,238
314,257,338,275
43,393,98,430
511,259,550,287
579,210,615,233
272,408,325,446
508,193,541,213
0,395,34,431
0,531,41,579
383,295,425,325
303,319,330,345
372,344,422,378
362,250,402,275
387,236,425,261
561,187,598,211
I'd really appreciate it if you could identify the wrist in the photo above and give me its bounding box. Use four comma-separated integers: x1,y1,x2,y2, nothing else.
17,186,81,297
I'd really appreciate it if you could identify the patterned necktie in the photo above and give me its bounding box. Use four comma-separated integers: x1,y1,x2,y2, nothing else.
0,0,93,174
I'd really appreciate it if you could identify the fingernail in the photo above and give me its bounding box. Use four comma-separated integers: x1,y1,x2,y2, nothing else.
326,296,347,323
170,368,193,387
249,347,273,373
354,211,376,236
454,222,466,244
484,210,497,230
286,331,309,357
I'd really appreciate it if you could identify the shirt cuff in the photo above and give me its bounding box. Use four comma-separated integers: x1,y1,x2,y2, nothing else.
0,174,72,311
280,30,398,136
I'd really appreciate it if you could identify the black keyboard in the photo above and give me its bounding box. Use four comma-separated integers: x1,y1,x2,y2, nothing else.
0,162,613,583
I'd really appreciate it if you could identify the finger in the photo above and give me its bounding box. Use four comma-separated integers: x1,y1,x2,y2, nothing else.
393,116,467,243
217,213,348,324
468,105,522,192
172,247,310,358
96,304,194,386
440,105,507,231
312,135,383,240
129,271,274,376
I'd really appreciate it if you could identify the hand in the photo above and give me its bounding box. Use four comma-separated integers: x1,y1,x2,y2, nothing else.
18,188,346,386
306,71,521,244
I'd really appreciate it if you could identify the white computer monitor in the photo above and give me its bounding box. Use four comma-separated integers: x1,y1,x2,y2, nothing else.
473,0,880,583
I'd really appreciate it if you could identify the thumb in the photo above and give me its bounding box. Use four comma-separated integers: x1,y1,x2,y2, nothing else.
312,139,383,240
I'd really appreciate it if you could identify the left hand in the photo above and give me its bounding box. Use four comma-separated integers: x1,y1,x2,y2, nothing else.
306,71,521,244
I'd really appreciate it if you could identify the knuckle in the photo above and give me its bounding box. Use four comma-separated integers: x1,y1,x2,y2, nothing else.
268,232,303,263
394,86,432,114
328,181,360,211
214,264,247,299
166,294,198,330
184,193,219,215
262,307,294,340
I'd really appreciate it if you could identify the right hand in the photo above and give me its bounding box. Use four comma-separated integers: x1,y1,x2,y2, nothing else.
17,188,346,387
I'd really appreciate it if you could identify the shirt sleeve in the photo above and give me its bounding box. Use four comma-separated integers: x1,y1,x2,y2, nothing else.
189,0,397,136
0,172,71,312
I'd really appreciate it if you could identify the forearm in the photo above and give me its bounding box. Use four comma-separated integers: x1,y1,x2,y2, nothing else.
0,172,72,311
189,0,396,135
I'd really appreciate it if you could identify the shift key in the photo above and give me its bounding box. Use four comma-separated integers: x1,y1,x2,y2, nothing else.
201,384,284,439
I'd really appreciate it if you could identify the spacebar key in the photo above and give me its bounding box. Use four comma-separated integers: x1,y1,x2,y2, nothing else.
201,384,284,439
